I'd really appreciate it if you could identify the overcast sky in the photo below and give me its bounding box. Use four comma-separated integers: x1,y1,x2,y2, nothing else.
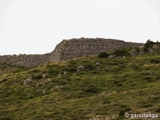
0,0,160,55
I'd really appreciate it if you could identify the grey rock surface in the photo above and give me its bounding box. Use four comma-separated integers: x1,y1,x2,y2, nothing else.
129,49,138,56
23,78,32,86
77,66,85,71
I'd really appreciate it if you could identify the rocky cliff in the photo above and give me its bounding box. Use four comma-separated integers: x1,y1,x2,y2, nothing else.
0,38,143,67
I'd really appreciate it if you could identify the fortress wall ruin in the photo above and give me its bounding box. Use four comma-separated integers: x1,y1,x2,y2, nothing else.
49,38,143,61
0,38,143,67
0,53,51,67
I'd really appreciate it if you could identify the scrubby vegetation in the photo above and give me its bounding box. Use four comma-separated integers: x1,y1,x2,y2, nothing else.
0,41,160,120
98,52,109,58
144,39,154,48
113,48,130,57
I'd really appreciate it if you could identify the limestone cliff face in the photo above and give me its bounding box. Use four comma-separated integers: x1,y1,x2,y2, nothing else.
0,38,143,67
50,38,143,61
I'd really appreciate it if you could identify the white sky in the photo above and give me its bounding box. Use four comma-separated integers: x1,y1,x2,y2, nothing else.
0,0,160,55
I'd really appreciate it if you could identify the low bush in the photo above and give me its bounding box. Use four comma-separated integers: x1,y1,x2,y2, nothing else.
150,58,160,64
143,76,154,82
113,49,129,56
135,47,140,53
156,108,160,112
144,39,154,48
33,74,42,79
83,63,94,70
0,117,13,120
82,85,101,93
144,39,154,52
98,52,109,58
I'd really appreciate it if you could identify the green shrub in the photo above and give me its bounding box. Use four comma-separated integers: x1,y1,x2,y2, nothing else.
2,78,8,82
135,47,140,53
12,66,27,73
98,52,109,58
83,63,94,70
150,58,160,64
144,39,154,48
141,104,153,108
119,110,125,117
119,106,132,117
144,39,154,52
82,85,101,93
28,69,40,73
143,76,154,82
156,108,160,112
33,74,42,79
4,81,13,86
113,49,128,56
47,69,56,76
102,99,111,104
0,117,13,120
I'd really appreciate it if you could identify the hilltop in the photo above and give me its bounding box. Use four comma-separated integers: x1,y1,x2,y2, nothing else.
0,38,142,67
0,40,160,120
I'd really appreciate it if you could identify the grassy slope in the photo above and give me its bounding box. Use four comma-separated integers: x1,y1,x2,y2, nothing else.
0,52,160,120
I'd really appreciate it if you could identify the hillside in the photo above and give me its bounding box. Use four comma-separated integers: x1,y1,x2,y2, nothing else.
0,41,160,120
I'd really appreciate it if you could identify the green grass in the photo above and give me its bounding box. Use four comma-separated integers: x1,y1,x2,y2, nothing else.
0,51,160,119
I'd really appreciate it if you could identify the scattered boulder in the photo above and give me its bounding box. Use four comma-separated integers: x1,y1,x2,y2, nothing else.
42,90,46,94
140,49,145,55
28,75,32,79
58,73,62,78
58,70,67,78
46,78,51,82
148,49,154,53
95,62,100,66
129,49,138,56
35,89,41,94
77,66,85,71
23,78,32,86
63,70,67,76
6,66,10,71
54,85,63,92
36,83,40,88
42,74,46,80
108,54,116,59
122,56,126,59
95,62,101,70
36,82,44,88
152,45,160,50
139,45,144,49
50,88,54,91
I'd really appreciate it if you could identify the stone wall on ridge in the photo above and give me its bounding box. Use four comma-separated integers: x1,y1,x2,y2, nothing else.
49,38,143,61
0,53,51,67
0,38,143,67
